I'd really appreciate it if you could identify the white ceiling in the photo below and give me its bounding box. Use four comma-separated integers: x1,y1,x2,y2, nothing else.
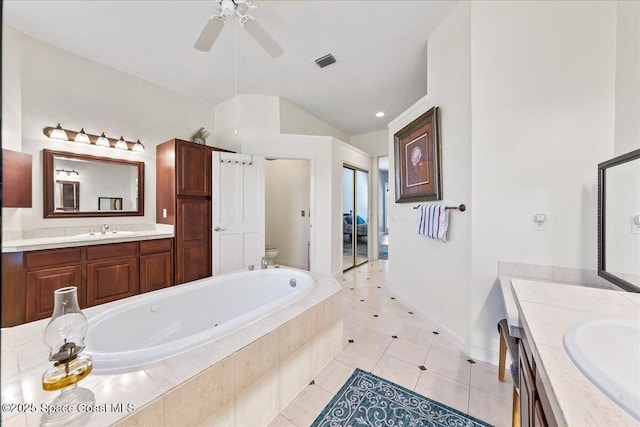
4,0,456,137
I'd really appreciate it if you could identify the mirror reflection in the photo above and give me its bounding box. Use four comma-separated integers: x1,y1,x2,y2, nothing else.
44,150,144,218
599,148,640,291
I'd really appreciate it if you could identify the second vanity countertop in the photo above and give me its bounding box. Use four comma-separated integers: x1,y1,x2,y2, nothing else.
511,279,640,426
2,227,174,253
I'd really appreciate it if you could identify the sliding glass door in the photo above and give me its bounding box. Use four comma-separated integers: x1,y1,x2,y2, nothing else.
342,166,369,271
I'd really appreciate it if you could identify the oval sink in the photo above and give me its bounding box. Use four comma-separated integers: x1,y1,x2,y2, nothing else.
73,231,138,239
563,319,640,421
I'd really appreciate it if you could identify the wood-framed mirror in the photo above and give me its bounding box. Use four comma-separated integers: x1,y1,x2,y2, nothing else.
43,149,144,218
597,148,640,292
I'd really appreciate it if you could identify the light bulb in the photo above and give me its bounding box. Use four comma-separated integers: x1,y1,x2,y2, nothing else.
115,136,128,150
95,132,110,147
132,139,145,153
74,128,91,144
49,124,69,141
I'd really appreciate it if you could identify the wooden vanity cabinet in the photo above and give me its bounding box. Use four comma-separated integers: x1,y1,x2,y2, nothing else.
140,239,174,293
1,238,174,327
86,242,139,307
519,338,557,427
24,248,84,323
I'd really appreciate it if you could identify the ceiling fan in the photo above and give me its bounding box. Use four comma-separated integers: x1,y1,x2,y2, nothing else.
194,0,283,58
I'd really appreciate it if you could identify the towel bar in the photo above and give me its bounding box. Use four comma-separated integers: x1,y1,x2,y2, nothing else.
413,203,466,211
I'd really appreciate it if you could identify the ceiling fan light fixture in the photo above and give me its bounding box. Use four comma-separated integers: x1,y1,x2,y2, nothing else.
315,53,336,68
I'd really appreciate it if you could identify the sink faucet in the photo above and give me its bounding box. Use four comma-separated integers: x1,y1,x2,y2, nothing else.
101,224,110,234
261,257,269,269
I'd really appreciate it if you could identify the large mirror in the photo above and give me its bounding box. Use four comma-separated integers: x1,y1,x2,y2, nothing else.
598,148,640,292
44,149,144,218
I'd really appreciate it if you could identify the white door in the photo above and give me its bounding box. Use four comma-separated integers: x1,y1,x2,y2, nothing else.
212,152,265,274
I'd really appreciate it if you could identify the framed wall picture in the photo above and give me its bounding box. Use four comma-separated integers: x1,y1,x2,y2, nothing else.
393,106,442,203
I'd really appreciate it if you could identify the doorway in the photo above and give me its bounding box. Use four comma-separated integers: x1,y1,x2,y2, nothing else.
378,156,389,260
343,165,369,271
265,159,311,270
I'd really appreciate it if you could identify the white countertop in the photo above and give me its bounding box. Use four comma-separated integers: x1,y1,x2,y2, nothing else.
511,279,640,426
2,229,174,253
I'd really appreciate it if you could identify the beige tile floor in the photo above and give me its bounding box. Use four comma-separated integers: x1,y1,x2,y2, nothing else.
271,260,513,427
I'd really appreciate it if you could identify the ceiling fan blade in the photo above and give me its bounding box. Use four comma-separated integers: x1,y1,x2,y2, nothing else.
242,18,283,58
194,16,225,52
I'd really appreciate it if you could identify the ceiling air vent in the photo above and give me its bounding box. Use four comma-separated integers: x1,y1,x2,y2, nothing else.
315,53,336,68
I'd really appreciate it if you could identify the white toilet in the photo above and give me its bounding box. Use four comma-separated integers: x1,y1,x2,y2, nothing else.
265,245,279,263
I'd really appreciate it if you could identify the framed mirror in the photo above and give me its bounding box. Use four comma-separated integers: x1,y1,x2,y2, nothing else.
44,149,144,218
598,148,640,292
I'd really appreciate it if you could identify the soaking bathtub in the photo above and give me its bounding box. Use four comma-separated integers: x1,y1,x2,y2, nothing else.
84,268,314,373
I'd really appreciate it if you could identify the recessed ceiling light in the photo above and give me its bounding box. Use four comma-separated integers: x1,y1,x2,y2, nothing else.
375,112,385,118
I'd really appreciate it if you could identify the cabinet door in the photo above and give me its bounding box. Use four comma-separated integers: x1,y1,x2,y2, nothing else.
140,252,173,293
519,341,535,427
176,198,211,284
176,141,211,196
533,400,548,427
25,265,83,322
86,258,138,306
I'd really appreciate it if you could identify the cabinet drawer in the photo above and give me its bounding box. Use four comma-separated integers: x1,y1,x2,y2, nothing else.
86,242,137,261
140,238,173,255
25,248,82,269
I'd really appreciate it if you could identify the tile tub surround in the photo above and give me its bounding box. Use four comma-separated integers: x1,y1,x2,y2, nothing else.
511,279,640,426
2,224,174,252
0,271,343,427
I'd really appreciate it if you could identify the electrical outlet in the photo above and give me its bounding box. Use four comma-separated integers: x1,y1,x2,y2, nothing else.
163,208,167,219
533,221,546,231
301,210,305,217
533,213,546,231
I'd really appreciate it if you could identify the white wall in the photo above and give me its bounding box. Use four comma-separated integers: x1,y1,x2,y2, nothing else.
388,1,472,351
349,130,388,158
280,98,350,143
614,1,640,156
265,159,311,270
3,26,220,236
388,1,620,363
216,94,371,275
469,0,616,361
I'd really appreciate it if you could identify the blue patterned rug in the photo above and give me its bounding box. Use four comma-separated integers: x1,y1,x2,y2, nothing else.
312,369,492,427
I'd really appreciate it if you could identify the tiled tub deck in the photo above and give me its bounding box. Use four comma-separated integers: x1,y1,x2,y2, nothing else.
1,273,343,427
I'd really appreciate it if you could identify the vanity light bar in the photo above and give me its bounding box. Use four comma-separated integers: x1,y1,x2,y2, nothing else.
43,125,145,153
55,168,80,177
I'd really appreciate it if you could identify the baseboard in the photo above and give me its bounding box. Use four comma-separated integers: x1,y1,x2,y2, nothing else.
389,289,497,366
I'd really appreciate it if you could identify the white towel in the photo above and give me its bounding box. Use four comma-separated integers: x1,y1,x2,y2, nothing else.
418,204,449,241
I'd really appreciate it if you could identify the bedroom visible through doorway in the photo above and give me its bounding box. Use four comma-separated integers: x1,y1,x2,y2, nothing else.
378,156,389,260
343,165,369,271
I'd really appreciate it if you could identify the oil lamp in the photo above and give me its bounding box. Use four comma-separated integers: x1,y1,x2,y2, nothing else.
41,287,94,425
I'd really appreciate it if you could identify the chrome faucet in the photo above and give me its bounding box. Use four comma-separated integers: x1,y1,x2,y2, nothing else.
261,257,269,269
101,224,110,234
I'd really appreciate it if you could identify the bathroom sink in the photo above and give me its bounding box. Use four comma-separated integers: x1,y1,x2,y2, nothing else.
73,231,138,239
563,319,640,421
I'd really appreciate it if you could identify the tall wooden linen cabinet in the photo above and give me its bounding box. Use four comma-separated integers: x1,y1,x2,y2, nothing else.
156,139,232,284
